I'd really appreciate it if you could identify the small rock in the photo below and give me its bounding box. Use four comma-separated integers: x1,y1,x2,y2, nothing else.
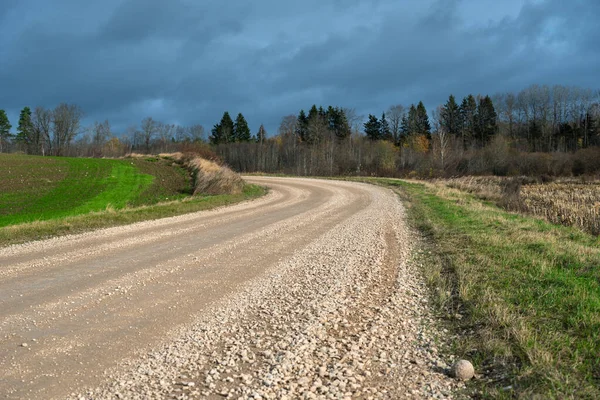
451,360,474,381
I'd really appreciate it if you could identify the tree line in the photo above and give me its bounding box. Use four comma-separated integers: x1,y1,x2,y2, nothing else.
1,83,599,177
492,84,600,152
0,104,210,157
216,85,600,177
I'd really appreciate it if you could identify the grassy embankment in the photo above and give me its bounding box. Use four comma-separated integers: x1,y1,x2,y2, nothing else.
0,154,264,247
354,177,600,399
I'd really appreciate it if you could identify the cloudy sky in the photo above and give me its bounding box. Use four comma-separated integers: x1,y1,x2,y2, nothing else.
0,0,598,136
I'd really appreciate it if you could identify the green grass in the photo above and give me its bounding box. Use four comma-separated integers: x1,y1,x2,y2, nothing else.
0,154,194,226
352,177,600,399
0,154,265,246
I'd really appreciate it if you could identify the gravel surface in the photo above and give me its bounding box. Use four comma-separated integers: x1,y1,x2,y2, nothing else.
0,177,464,399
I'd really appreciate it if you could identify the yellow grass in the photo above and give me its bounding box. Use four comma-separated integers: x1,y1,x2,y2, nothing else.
159,152,244,195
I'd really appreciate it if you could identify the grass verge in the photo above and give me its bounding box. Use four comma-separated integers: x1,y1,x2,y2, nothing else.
0,184,265,247
351,177,600,399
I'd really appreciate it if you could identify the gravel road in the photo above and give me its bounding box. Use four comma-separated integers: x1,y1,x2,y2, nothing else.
0,177,464,399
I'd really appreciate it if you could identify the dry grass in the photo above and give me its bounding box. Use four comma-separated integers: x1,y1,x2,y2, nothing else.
521,183,600,235
441,176,600,235
159,153,244,195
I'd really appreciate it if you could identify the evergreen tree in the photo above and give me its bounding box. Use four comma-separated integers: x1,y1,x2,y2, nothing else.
256,124,267,144
440,95,461,136
364,114,381,140
415,101,431,137
318,106,326,118
460,94,477,148
15,107,35,153
306,105,326,144
210,111,234,144
327,106,351,140
0,110,13,153
307,105,319,121
475,95,497,146
380,112,392,141
233,113,251,142
404,104,419,135
296,110,308,142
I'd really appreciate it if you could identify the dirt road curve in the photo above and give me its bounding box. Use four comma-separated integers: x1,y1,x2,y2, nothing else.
0,177,462,399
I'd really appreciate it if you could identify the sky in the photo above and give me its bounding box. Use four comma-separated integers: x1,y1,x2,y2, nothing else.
0,0,598,137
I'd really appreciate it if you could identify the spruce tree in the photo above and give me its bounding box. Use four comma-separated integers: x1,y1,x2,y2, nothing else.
256,124,267,144
404,104,419,135
460,95,477,149
327,106,351,140
415,101,431,137
307,105,319,121
0,110,12,153
233,113,251,142
306,105,326,144
210,111,234,144
296,110,308,142
441,95,461,136
380,112,392,141
400,113,411,137
16,107,35,153
318,106,326,118
364,114,381,140
476,95,497,146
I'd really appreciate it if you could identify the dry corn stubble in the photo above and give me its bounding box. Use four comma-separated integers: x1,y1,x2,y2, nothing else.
441,176,600,235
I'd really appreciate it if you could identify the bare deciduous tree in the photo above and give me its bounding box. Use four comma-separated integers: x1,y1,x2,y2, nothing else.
387,104,405,145
432,106,450,171
141,117,157,153
92,120,110,157
52,103,82,156
156,122,174,152
188,124,205,142
32,107,52,156
278,115,297,138
343,108,363,136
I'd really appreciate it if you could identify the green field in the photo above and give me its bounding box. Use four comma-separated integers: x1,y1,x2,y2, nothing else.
360,177,600,399
0,154,265,246
0,154,192,227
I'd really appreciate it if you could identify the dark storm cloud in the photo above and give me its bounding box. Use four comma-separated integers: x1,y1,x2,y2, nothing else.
0,0,598,135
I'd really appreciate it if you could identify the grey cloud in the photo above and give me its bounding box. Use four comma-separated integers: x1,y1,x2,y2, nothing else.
0,0,598,135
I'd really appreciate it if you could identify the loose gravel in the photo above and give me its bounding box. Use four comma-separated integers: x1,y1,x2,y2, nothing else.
69,180,464,400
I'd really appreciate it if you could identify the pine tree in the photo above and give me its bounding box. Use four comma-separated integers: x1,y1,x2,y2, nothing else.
15,107,35,153
364,114,381,140
380,112,392,141
256,124,267,144
415,101,431,138
233,113,251,142
210,111,234,144
296,110,308,142
441,95,461,136
0,110,13,153
460,95,477,149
